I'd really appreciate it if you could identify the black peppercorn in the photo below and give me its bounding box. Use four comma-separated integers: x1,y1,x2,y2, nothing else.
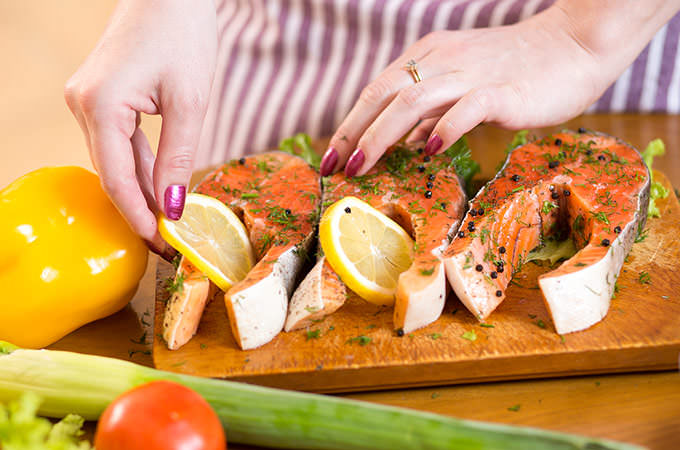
564,190,571,196
396,328,405,337
475,264,483,272
551,191,560,200
496,265,504,273
601,238,610,247
285,209,292,215
598,155,606,161
614,226,622,233
548,160,559,169
344,207,351,214
418,165,426,173
469,208,477,216
586,149,593,156
511,174,520,182
426,181,433,189
554,138,562,146
477,208,484,216
578,127,586,133
440,202,447,210
417,148,424,154
498,246,506,254
468,223,476,232
428,173,435,181
423,155,431,162
239,157,246,165
458,231,465,238
490,271,498,279
467,221,475,229
424,190,432,199
495,290,503,297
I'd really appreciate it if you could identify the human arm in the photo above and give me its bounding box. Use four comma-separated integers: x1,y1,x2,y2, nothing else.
320,0,680,177
64,0,217,255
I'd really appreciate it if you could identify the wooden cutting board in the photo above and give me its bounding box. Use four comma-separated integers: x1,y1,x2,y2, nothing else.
153,171,680,393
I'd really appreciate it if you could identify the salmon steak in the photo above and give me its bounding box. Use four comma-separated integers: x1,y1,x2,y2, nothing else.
163,152,321,350
442,130,650,334
287,143,467,333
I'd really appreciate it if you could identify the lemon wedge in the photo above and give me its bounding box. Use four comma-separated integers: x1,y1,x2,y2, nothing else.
319,196,414,305
159,193,254,291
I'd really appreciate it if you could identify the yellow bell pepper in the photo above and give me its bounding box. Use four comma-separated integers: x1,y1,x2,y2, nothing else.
0,167,148,348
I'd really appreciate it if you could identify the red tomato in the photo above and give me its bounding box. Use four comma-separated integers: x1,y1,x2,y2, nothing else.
95,380,226,450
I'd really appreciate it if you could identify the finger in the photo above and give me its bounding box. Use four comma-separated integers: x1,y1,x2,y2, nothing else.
64,77,93,158
85,104,160,243
347,73,469,176
321,54,443,176
405,117,439,144
427,85,512,155
153,93,206,221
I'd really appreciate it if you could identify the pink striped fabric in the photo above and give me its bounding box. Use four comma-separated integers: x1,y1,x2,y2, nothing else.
195,0,680,167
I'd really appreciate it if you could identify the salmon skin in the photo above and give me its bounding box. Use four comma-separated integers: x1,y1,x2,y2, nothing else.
162,152,321,350
287,142,467,333
443,131,650,334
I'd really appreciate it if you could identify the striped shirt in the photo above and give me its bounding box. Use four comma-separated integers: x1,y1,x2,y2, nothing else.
196,0,680,167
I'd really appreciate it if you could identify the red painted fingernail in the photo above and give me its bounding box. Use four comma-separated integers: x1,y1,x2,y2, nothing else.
320,147,338,176
345,149,365,177
425,134,443,156
164,184,186,220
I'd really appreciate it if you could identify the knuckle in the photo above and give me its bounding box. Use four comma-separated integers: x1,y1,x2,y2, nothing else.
469,87,494,117
170,88,207,116
359,78,394,107
396,84,425,108
76,83,104,115
163,150,194,172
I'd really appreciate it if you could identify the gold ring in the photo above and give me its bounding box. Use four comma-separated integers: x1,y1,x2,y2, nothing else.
404,59,423,83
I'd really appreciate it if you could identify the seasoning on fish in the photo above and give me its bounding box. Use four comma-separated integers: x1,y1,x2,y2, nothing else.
286,142,467,333
442,131,650,334
163,152,321,350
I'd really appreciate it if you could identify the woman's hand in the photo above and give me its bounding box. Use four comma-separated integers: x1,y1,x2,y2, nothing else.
65,0,217,256
320,0,679,177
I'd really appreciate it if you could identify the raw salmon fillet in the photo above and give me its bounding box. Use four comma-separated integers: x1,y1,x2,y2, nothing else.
442,131,650,334
162,152,321,350
287,143,467,333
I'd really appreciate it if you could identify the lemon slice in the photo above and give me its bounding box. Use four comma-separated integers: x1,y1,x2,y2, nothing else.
319,196,414,305
159,193,254,291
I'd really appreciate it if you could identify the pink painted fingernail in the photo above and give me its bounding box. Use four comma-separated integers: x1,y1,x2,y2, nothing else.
320,147,338,176
164,184,186,220
345,149,365,177
425,134,443,156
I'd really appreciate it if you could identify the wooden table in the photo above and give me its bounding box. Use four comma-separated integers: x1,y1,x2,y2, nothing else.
46,115,680,450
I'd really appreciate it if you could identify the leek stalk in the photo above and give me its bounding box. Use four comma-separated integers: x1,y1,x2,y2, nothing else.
0,342,640,450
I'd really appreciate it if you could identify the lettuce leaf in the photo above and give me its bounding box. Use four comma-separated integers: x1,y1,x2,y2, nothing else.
279,133,322,170
641,138,669,218
0,393,91,449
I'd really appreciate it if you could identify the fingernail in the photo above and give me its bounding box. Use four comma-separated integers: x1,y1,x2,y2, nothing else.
345,149,365,177
425,134,443,156
164,184,186,220
320,147,338,176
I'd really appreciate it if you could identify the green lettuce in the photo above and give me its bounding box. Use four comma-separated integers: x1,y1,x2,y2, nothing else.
279,133,322,170
0,393,91,450
641,138,669,218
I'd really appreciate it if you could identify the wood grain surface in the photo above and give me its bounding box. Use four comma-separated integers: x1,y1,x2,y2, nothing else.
153,163,680,392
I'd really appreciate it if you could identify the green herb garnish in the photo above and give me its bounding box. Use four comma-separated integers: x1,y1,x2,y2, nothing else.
461,330,477,341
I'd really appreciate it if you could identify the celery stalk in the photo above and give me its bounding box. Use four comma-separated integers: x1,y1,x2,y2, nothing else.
0,343,640,450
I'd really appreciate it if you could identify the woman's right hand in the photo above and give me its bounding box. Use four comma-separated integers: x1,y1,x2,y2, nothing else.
65,0,217,257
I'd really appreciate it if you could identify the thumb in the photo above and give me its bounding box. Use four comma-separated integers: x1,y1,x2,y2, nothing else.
154,95,206,221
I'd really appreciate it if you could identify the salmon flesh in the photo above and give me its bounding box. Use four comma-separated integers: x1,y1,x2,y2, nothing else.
442,131,650,334
287,143,467,333
163,152,321,350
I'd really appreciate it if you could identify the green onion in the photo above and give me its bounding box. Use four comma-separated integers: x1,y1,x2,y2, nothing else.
0,342,639,450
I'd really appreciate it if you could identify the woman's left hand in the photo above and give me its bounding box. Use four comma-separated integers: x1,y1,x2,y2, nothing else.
319,6,610,177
